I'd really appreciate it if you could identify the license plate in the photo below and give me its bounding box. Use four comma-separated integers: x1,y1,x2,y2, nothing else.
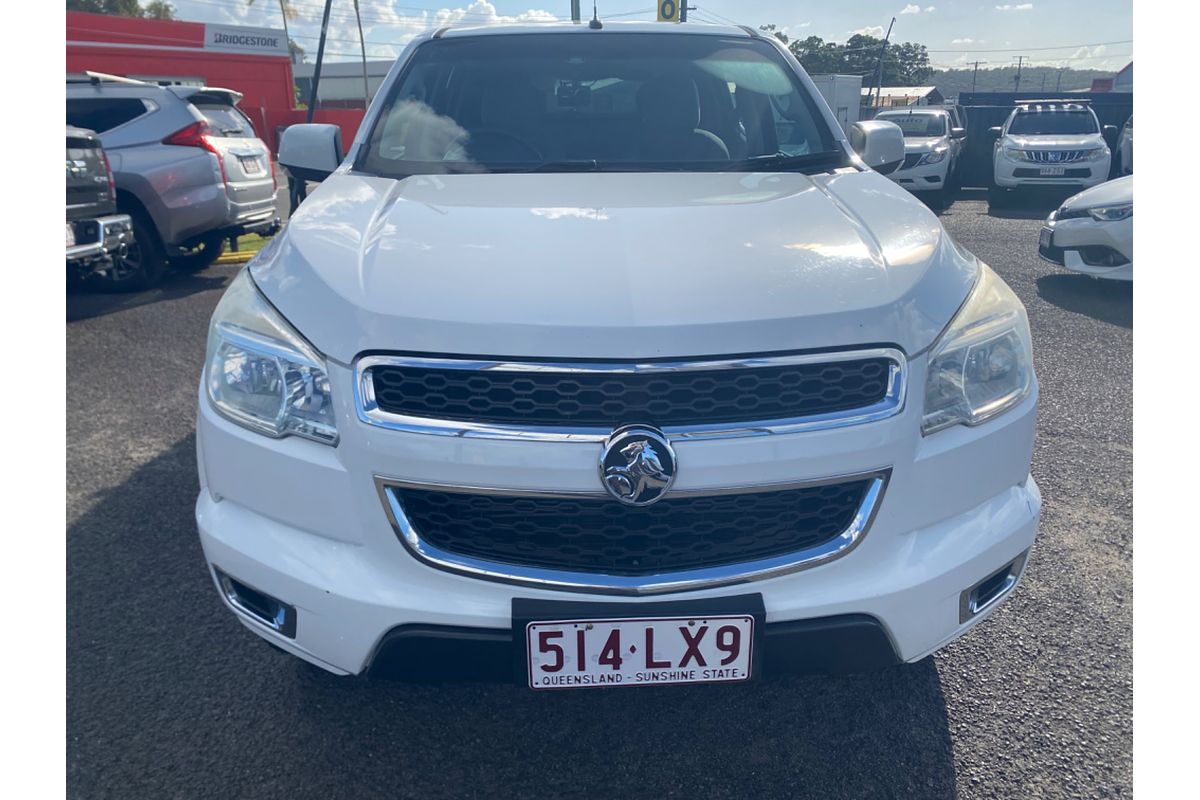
240,156,263,174
65,223,75,248
1039,227,1053,250
1040,166,1066,176
526,615,754,690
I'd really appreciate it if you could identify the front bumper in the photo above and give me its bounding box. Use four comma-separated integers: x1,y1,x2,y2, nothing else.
994,154,1109,189
1039,214,1133,281
66,214,133,269
195,356,1041,678
887,157,949,192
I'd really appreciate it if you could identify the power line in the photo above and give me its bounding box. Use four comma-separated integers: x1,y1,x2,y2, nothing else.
925,39,1131,53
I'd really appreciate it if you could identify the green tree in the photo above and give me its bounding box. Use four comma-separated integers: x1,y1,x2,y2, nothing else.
67,0,144,14
142,0,174,19
772,28,933,87
288,39,307,64
759,24,788,46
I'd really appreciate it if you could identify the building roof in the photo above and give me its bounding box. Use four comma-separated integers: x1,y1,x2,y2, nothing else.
860,86,940,98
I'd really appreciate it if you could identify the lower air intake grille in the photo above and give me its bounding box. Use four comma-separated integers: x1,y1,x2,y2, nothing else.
392,480,874,577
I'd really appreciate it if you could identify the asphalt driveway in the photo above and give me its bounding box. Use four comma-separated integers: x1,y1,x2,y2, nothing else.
66,189,1132,799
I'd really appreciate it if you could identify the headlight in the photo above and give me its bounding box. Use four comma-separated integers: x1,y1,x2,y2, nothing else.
205,268,338,445
1002,147,1029,161
919,148,947,166
1084,147,1110,162
1087,203,1132,222
923,264,1034,435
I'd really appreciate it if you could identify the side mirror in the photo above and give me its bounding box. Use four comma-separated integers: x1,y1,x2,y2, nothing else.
1102,124,1119,146
988,126,1004,140
951,127,967,140
279,123,343,183
848,120,905,175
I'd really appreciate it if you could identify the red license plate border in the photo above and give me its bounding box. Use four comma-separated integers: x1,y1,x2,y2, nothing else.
512,594,766,690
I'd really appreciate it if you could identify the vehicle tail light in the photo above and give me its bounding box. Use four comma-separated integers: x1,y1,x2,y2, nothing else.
100,150,116,201
269,155,277,192
163,120,228,185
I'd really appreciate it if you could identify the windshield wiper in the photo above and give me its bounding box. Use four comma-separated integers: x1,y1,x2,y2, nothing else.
498,160,605,174
726,151,848,173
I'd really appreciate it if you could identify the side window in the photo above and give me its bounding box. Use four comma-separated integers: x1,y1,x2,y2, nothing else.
66,98,150,133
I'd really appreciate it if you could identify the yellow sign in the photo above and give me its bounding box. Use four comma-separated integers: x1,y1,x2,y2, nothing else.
657,1,681,23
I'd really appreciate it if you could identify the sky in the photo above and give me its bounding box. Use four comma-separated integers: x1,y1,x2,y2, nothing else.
150,1,1133,72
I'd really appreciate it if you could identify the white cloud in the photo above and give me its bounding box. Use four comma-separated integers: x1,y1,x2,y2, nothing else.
900,4,921,13
995,3,1034,11
951,38,980,44
925,5,937,11
853,25,886,38
172,1,560,62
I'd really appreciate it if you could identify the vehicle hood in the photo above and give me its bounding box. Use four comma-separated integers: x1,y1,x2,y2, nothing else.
252,170,978,363
1004,133,1105,150
1062,175,1132,211
904,136,947,152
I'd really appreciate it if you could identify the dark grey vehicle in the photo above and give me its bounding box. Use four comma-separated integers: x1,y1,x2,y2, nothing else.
66,125,133,282
66,74,280,290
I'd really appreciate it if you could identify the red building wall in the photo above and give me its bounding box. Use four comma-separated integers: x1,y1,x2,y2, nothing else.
66,11,364,153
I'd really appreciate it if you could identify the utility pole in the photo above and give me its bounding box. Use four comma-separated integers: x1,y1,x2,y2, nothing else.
293,0,333,213
1013,55,1027,93
1041,72,1047,92
1056,67,1066,92
682,5,694,22
873,17,896,108
570,0,581,22
970,60,983,93
306,0,333,123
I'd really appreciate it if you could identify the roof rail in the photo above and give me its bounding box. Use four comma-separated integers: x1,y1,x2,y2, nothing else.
66,71,152,87
1014,98,1092,105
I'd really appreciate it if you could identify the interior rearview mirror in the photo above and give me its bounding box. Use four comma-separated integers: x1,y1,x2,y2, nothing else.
279,123,344,183
849,120,905,175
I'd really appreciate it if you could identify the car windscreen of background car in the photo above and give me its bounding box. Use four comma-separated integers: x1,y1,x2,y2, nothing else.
358,33,839,175
877,113,946,137
1009,110,1098,135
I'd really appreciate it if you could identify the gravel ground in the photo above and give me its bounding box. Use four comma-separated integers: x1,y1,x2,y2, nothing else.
66,188,1132,799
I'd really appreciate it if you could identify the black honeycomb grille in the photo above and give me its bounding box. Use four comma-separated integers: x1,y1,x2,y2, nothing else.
368,356,894,428
394,480,873,576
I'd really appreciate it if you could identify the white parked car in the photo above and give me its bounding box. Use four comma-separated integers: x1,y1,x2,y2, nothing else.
197,22,1040,686
1116,115,1132,175
1038,176,1132,281
874,108,964,204
990,101,1114,206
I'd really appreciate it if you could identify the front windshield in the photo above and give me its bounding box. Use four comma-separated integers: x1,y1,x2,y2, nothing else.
876,112,947,138
1009,109,1099,136
358,33,841,176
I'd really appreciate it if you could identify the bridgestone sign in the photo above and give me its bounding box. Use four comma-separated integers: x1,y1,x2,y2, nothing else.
203,23,289,56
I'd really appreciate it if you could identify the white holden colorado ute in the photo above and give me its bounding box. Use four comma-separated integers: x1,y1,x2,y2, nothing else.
196,22,1040,688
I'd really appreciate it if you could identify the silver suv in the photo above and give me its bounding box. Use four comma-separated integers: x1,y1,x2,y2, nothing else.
66,74,280,290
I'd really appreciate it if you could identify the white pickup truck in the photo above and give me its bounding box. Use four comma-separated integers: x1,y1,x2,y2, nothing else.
196,21,1039,686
